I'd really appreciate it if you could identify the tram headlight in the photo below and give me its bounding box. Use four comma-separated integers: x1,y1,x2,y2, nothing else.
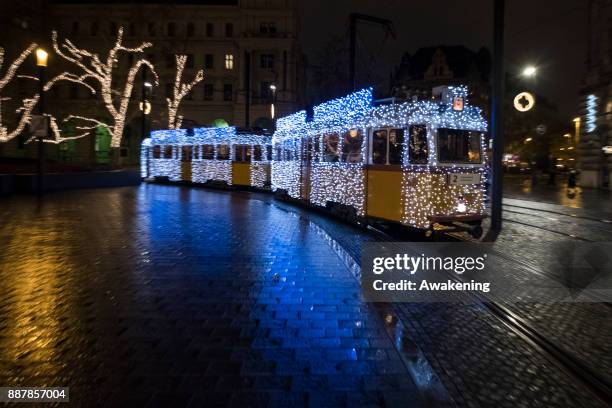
457,202,467,213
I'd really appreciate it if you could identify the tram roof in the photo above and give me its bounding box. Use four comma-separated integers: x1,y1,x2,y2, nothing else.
145,126,272,146
273,85,487,142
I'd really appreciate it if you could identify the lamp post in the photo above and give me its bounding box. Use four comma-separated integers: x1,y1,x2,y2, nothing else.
35,48,48,196
140,67,152,139
269,84,277,119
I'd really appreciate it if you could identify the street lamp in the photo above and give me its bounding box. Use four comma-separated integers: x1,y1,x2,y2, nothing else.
269,84,277,119
35,48,48,196
522,65,537,78
524,137,533,143
573,117,581,144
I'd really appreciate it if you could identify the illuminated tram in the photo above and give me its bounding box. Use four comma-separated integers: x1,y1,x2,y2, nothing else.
271,86,488,237
141,126,272,189
141,85,488,237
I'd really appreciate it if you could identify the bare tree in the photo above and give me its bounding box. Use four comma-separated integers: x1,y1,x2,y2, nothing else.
46,27,158,148
0,44,39,142
167,54,204,129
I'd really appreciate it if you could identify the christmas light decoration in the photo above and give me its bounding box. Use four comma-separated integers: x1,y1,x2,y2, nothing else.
0,44,40,143
167,55,204,129
47,27,159,148
586,94,597,133
272,85,488,228
141,127,271,186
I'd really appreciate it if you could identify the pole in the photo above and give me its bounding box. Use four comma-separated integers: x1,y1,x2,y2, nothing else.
488,0,505,238
141,67,147,137
349,14,356,91
244,50,251,127
37,65,45,196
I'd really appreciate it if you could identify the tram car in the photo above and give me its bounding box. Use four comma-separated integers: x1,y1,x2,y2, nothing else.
141,126,272,189
271,86,488,237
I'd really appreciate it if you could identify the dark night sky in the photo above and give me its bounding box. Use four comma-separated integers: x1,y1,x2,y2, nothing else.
298,0,588,122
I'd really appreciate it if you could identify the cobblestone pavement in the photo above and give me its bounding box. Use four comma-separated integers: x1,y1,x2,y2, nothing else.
0,186,423,407
0,184,609,407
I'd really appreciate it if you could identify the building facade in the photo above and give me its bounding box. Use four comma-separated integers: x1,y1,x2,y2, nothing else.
390,46,491,114
579,0,612,188
0,0,304,167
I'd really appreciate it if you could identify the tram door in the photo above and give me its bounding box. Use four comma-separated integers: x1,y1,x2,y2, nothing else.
181,145,193,182
366,128,404,222
300,136,312,200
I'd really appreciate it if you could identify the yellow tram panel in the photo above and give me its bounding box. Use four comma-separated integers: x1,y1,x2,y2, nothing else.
232,162,251,186
366,167,403,222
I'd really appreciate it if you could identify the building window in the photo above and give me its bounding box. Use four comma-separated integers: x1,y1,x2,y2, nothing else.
203,84,214,100
206,23,214,37
225,23,233,37
110,22,118,36
260,54,274,70
187,22,194,37
148,22,156,36
260,22,277,35
71,22,79,36
205,54,214,69
225,54,234,70
223,84,233,101
90,21,99,36
260,81,272,101
167,22,176,37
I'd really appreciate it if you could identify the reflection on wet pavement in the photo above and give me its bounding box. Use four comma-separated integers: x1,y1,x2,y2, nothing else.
0,185,424,407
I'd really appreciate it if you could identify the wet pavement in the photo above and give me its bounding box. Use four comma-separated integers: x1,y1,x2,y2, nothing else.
0,184,610,407
504,175,612,218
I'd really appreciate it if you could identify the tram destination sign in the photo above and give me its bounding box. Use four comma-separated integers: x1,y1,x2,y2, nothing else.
447,173,481,185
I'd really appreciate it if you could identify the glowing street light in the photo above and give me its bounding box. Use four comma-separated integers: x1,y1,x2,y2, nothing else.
36,48,48,67
524,137,533,143
144,81,153,88
269,84,277,119
522,65,537,78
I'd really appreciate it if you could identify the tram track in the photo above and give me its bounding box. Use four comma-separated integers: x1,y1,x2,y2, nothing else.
503,203,612,225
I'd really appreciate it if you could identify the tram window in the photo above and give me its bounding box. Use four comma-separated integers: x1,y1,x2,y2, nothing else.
235,145,251,162
217,144,230,160
163,145,173,159
372,130,387,164
254,145,262,161
304,137,313,162
322,133,340,162
437,128,482,164
266,146,272,161
284,141,294,161
193,146,200,160
408,125,428,164
341,129,363,163
152,145,161,159
388,129,404,165
274,146,282,161
202,145,214,160
182,145,193,162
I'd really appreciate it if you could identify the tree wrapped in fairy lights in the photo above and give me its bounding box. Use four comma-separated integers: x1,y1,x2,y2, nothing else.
0,44,40,143
167,54,204,129
46,27,159,148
